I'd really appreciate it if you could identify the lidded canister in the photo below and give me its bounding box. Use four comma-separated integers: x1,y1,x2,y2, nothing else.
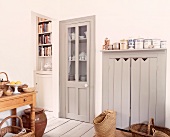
128,38,135,49
135,38,144,49
160,40,166,48
144,39,152,49
113,42,120,50
120,39,128,50
152,39,160,48
108,44,113,50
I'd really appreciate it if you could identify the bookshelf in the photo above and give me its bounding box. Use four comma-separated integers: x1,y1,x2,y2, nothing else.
37,17,52,73
34,17,53,111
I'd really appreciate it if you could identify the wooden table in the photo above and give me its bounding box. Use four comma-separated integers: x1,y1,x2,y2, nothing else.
0,92,36,133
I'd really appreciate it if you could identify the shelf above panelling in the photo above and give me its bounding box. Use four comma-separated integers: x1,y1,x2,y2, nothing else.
101,48,167,53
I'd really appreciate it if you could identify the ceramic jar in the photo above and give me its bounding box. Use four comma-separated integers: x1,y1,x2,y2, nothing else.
113,42,120,50
144,39,152,49
22,108,47,137
135,38,144,49
120,39,128,50
152,39,161,48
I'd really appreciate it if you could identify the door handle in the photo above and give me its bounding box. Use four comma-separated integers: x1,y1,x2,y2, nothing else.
84,84,88,88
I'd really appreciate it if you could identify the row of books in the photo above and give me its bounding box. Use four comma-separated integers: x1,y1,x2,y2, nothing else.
39,35,51,45
38,22,52,33
39,47,52,56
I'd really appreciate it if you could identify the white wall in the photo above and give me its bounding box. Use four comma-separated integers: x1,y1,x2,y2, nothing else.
0,0,170,128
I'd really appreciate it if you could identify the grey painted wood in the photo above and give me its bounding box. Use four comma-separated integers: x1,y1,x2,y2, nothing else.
131,58,140,125
102,49,166,128
140,58,149,123
149,58,157,121
59,16,95,123
113,58,122,128
102,53,109,111
108,59,114,110
121,58,130,128
156,53,166,126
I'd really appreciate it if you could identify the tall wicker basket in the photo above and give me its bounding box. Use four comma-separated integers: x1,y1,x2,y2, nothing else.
130,118,170,137
0,115,34,137
93,110,116,137
0,72,10,92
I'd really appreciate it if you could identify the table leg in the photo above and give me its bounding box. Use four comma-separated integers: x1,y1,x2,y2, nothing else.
11,108,16,126
30,104,35,132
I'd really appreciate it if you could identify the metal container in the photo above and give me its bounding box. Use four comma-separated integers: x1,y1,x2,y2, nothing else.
120,39,128,50
152,39,160,48
160,41,166,48
113,42,120,50
135,38,144,49
128,39,135,49
144,39,152,49
108,44,113,50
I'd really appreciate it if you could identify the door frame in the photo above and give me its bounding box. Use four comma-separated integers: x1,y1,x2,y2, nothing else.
59,16,95,123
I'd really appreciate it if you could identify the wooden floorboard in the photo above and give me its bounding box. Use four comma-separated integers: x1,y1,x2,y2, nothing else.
61,122,93,137
81,127,95,137
43,112,132,137
44,120,82,137
44,118,70,133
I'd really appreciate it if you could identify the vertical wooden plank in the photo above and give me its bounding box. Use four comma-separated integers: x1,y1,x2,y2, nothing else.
122,58,130,128
156,54,166,126
102,53,109,111
149,58,157,121
113,58,122,128
131,58,140,125
108,59,114,110
140,58,149,123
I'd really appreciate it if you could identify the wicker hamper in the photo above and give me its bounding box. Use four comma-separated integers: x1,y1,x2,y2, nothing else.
0,115,34,137
130,118,170,137
93,110,116,137
0,72,10,92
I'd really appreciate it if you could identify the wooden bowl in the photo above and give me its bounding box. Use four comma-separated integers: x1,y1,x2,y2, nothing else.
0,90,3,97
4,91,13,96
23,87,35,93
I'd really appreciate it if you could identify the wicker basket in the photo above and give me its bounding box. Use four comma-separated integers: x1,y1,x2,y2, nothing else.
0,115,34,137
130,118,170,137
0,72,10,92
93,110,116,137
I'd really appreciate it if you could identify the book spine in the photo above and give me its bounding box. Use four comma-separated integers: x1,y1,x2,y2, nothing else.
48,22,52,32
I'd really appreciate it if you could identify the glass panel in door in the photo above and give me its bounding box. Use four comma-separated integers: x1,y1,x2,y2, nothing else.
78,25,87,82
68,27,76,81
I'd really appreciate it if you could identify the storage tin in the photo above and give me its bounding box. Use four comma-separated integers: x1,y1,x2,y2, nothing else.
134,38,144,49
113,42,120,50
144,39,152,49
128,39,135,49
160,41,166,48
108,44,113,50
152,39,160,48
120,39,128,50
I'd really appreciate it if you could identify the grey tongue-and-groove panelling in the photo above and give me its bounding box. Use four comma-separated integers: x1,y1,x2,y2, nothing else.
102,49,166,129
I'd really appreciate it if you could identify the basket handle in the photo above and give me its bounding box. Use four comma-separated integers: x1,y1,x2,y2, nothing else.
0,72,9,82
0,115,24,136
148,118,154,135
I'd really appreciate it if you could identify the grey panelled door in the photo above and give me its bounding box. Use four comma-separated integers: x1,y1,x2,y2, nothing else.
108,58,130,129
66,22,90,122
131,58,157,125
